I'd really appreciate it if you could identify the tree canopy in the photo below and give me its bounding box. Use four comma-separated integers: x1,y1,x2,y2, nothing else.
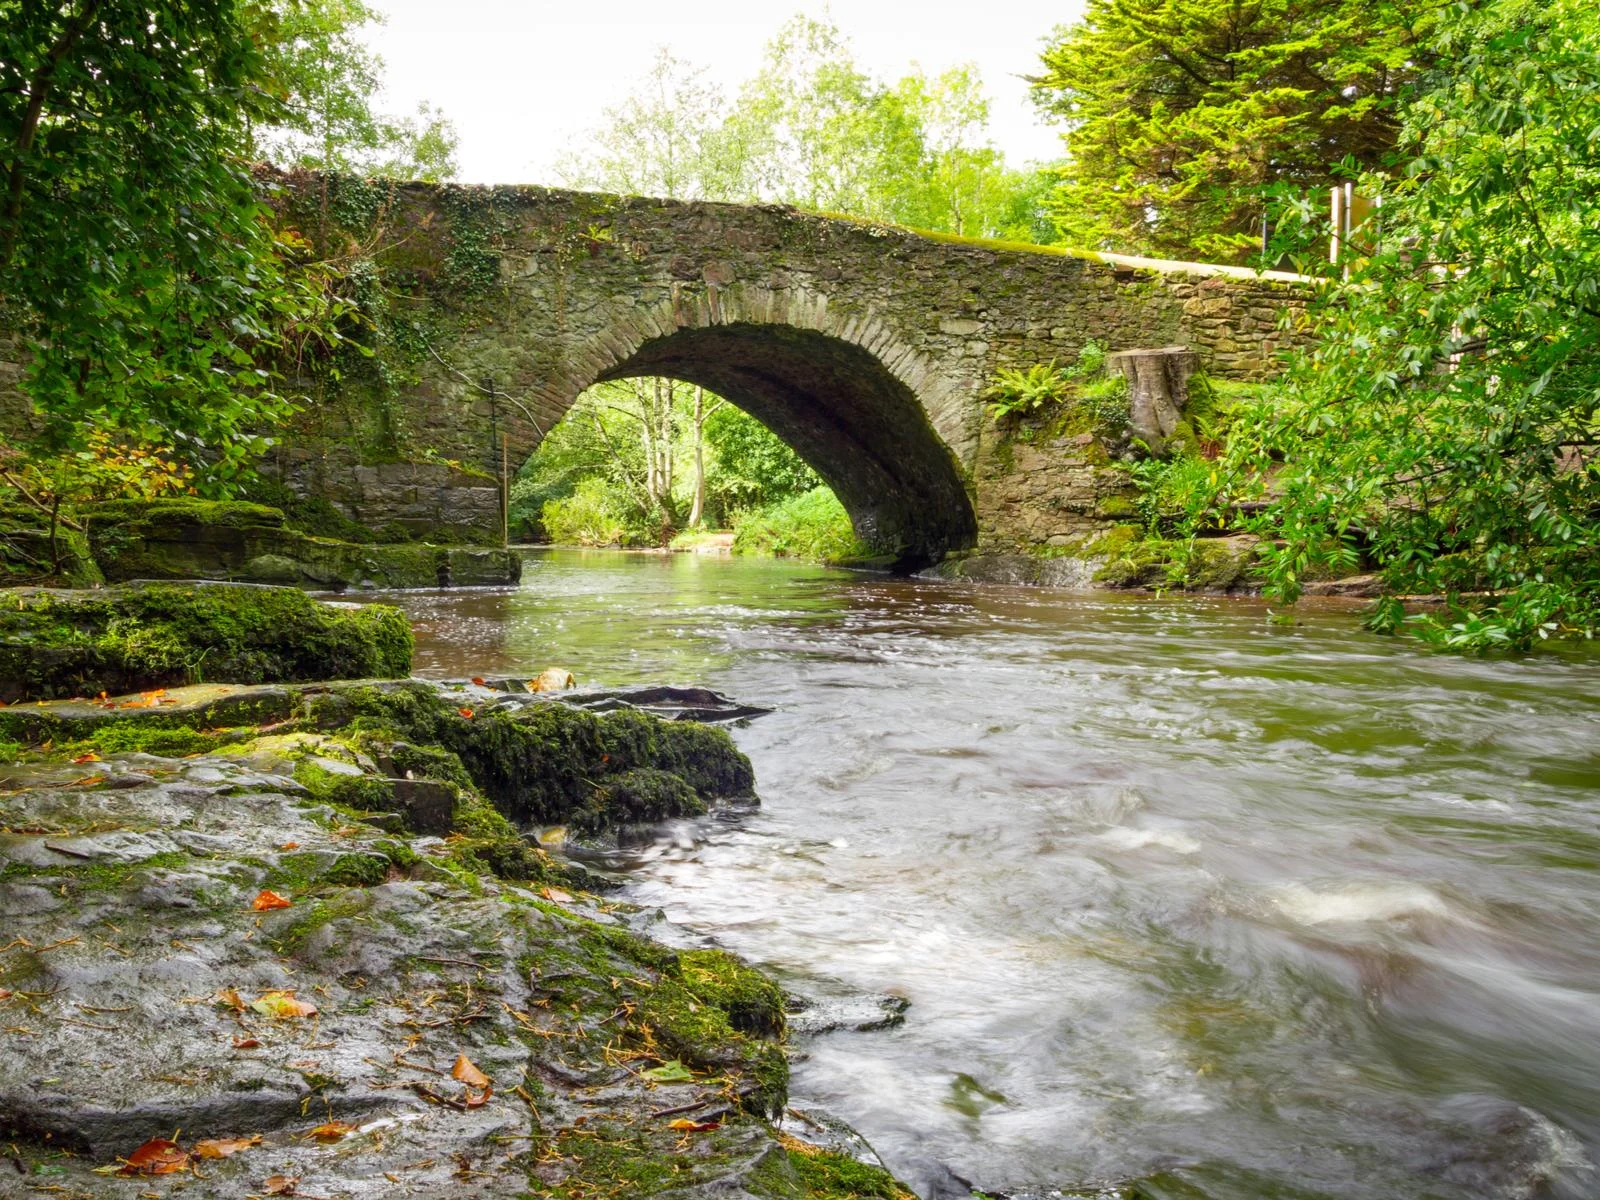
1032,0,1432,261
1212,0,1600,648
558,17,1052,242
0,0,309,478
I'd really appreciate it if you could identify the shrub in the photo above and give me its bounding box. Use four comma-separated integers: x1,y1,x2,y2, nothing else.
731,488,864,563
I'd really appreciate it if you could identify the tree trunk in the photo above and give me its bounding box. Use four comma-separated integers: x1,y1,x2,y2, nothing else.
688,386,706,527
1105,346,1200,454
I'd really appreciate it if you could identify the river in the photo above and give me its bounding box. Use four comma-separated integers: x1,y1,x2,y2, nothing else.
374,548,1600,1200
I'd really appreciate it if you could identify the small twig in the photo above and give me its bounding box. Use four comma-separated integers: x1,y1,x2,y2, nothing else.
650,1098,715,1119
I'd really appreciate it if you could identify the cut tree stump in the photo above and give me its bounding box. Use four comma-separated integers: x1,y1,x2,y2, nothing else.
1105,346,1200,453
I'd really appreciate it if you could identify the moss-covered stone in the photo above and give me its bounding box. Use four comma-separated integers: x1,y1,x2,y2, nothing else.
81,498,520,590
0,583,411,702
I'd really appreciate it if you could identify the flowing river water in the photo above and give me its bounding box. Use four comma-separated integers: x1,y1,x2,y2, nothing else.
374,548,1600,1200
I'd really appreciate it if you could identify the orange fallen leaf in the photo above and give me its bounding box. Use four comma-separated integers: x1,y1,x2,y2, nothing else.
306,1120,356,1143
667,1118,721,1132
67,774,106,787
232,1035,261,1049
264,1175,300,1195
118,1137,189,1175
462,1086,493,1108
250,990,318,1020
470,676,487,686
71,752,100,764
251,889,292,911
0,988,12,1000
457,707,474,719
451,1054,490,1089
279,841,300,850
193,1135,261,1159
215,987,246,1013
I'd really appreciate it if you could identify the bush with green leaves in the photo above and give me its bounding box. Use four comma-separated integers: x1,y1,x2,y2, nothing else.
730,488,865,563
983,341,1115,422
1212,0,1600,651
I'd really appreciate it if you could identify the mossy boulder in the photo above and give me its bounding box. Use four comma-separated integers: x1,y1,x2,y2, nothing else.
0,583,412,702
0,502,103,588
81,498,520,590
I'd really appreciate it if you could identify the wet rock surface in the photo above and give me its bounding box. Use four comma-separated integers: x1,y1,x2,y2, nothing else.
0,677,912,1199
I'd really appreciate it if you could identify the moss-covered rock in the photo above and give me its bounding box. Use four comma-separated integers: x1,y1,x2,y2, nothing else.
0,502,104,588
81,498,521,590
0,583,411,702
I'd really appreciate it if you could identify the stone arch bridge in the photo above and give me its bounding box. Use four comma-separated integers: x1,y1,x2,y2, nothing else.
5,176,1312,568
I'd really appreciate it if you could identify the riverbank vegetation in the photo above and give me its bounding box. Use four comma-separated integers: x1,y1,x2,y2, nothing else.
3,0,1597,647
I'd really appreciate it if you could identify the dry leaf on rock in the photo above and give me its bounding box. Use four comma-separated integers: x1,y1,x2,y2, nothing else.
193,1135,261,1159
451,1054,490,1089
667,1118,721,1132
118,1137,189,1175
251,889,292,911
250,990,318,1020
264,1175,300,1195
232,1035,261,1049
307,1121,356,1142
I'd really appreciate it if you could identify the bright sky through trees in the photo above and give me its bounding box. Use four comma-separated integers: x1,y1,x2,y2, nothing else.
359,0,1078,185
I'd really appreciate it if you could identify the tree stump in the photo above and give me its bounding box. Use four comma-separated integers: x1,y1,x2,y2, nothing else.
1105,346,1200,453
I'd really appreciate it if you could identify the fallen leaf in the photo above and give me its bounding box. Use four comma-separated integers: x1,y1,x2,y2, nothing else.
642,1060,696,1083
215,987,246,1013
451,1054,490,1089
457,707,474,719
67,774,106,787
193,1135,261,1159
538,886,573,903
264,1175,300,1195
306,1120,356,1143
462,1086,493,1108
0,989,11,1000
529,667,576,693
118,1137,189,1175
470,676,487,686
71,752,100,764
251,889,292,911
250,990,318,1020
667,1118,721,1132
279,841,300,850
231,1035,261,1050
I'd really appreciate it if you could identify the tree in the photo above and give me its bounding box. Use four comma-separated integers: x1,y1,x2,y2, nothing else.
1032,0,1432,262
553,49,729,198
0,0,326,481
252,0,459,180
557,17,1046,242
1214,0,1600,649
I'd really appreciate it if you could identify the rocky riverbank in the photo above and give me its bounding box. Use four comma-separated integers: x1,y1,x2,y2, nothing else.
0,584,912,1199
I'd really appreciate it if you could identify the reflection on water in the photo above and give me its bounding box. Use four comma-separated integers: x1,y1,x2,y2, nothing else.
377,549,1600,1199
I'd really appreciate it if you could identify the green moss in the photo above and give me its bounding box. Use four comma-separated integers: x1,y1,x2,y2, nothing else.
752,1146,914,1199
637,948,788,1116
0,583,412,702
576,768,705,836
1098,496,1139,520
58,723,219,758
319,852,390,887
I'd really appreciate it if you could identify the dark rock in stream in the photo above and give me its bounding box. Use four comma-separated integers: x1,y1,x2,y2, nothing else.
786,991,912,1037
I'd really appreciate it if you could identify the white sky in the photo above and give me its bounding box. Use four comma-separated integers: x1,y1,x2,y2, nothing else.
361,1,1084,186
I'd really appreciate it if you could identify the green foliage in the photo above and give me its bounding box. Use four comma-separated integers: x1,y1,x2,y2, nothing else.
253,0,459,180
984,363,1074,419
731,488,864,564
1033,0,1433,261
558,16,1049,243
703,405,819,517
540,477,631,548
1214,0,1600,649
0,0,338,480
984,341,1120,425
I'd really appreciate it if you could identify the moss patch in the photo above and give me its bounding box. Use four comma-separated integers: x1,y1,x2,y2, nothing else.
0,582,411,702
